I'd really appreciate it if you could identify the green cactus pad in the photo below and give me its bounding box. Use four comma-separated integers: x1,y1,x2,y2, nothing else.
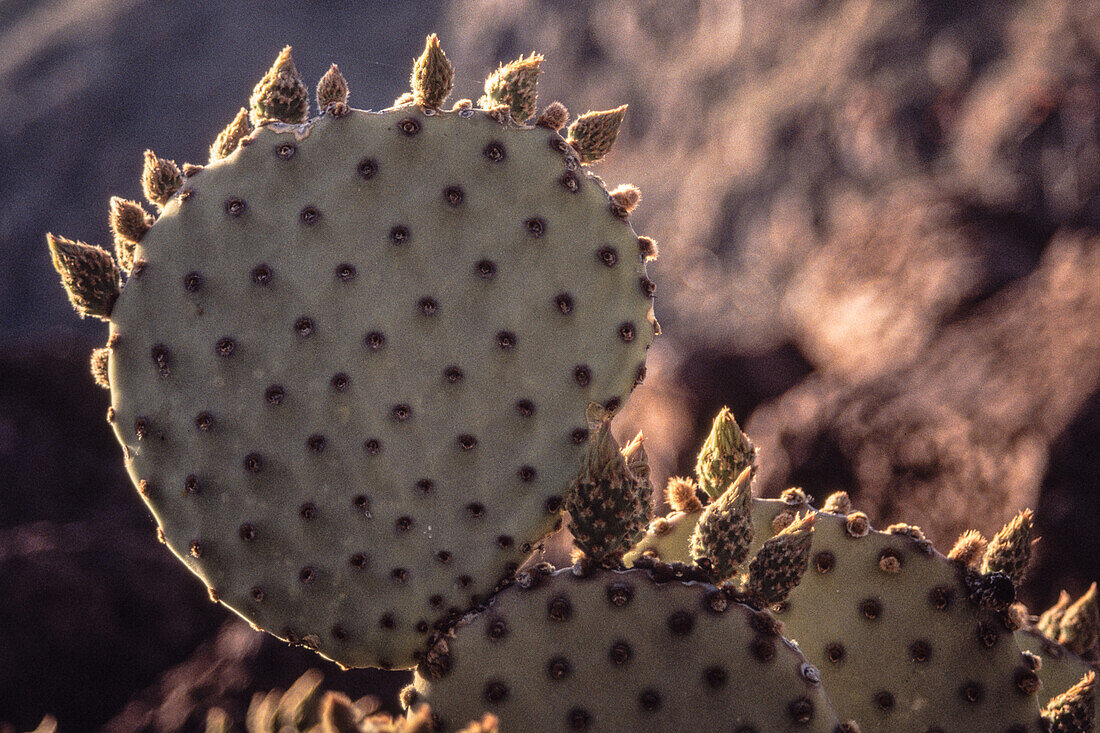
105,105,655,669
1016,628,1100,727
750,499,1045,732
411,565,841,732
623,507,702,567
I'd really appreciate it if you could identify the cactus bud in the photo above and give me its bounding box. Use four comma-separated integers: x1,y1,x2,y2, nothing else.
1041,670,1095,732
565,420,646,566
209,108,253,163
141,150,182,209
747,512,815,606
90,347,110,389
695,406,756,500
821,491,851,515
609,184,641,214
480,53,543,122
666,476,703,513
690,467,754,581
46,233,120,320
411,34,453,109
1058,583,1098,656
981,509,1035,586
108,196,153,272
317,63,349,112
621,432,654,528
566,105,627,163
1038,590,1073,640
249,46,308,125
947,530,988,569
536,101,569,130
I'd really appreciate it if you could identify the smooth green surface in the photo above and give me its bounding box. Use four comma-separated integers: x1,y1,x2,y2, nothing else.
107,107,654,669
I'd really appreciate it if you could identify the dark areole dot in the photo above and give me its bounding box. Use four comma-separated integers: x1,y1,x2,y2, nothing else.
195,412,213,432
571,428,589,444
363,439,381,455
638,690,661,712
352,495,371,513
189,541,202,557
244,453,263,473
874,691,894,711
573,365,591,387
597,246,619,267
399,117,420,136
365,331,386,350
814,551,835,574
299,566,315,584
516,399,535,417
225,198,246,216
607,583,633,607
358,157,378,179
605,397,621,412
545,496,563,513
250,587,264,602
548,595,572,621
265,385,285,405
567,708,590,731
396,516,413,532
134,417,148,440
239,523,256,540
483,682,508,704
789,698,814,724
331,625,347,640
391,404,411,421
825,642,846,663
379,613,395,629
294,317,314,337
428,595,444,609
486,618,507,639
476,259,496,279
275,142,295,160
444,186,464,206
609,641,632,665
299,503,317,520
548,656,570,679
151,344,169,375
390,225,409,245
704,666,728,689
635,363,648,386
417,479,434,494
560,170,580,192
960,682,983,703
418,297,438,316
618,322,635,342
518,466,536,482
349,553,368,568
336,263,356,281
555,293,574,314
391,567,408,582
331,373,349,392
436,550,452,564
466,502,486,518
483,141,506,161
215,337,236,357
307,434,326,453
668,610,695,636
300,206,320,225
977,622,1000,648
639,276,656,298
496,535,514,549
132,260,148,277
751,637,776,662
444,366,463,383
251,264,272,284
184,475,200,494
860,598,883,620
497,331,516,350
458,434,478,451
525,217,545,237
415,620,429,634
183,272,202,292
910,640,931,662
458,575,473,588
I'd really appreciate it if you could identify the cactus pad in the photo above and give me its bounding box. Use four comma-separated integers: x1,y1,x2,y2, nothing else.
1016,627,1100,727
751,500,1044,732
410,565,840,732
103,95,655,669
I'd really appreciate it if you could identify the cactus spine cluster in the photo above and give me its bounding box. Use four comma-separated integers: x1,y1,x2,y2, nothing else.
44,34,1099,733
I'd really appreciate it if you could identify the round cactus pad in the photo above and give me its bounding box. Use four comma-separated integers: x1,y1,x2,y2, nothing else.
106,107,655,669
412,566,840,732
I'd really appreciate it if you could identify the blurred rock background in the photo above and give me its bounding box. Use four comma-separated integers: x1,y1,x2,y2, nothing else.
2,0,1098,729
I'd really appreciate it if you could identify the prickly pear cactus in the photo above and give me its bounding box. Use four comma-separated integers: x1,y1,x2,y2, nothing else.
47,38,656,670
750,500,1045,732
409,565,841,732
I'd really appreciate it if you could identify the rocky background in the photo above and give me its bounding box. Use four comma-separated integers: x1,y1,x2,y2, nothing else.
2,0,1098,729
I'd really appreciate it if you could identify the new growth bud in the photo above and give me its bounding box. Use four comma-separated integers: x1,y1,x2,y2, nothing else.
948,530,988,569
249,46,309,125
108,196,153,272
1041,670,1095,733
1057,583,1098,656
695,407,757,500
317,63,349,111
566,105,627,163
536,101,569,130
46,234,120,320
411,34,453,109
480,53,543,122
821,491,851,515
141,150,182,209
981,509,1035,586
209,108,253,162
666,476,703,513
690,467,754,582
746,512,815,606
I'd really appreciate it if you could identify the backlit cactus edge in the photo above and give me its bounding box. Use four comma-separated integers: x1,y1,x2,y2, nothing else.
46,36,1097,733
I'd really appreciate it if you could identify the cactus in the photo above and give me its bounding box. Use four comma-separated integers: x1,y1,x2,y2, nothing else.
409,564,843,732
46,38,656,671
